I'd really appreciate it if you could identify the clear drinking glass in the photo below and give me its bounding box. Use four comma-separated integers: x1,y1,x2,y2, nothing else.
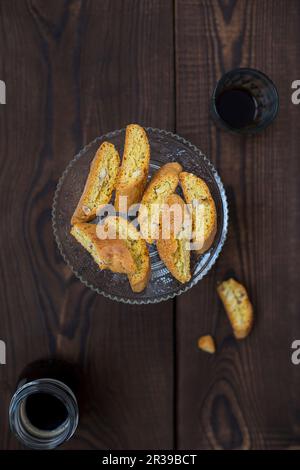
211,68,279,134
9,360,79,449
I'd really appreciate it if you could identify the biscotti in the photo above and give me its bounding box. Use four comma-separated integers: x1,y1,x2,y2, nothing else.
156,194,191,284
70,223,136,274
71,142,120,225
180,171,217,255
217,278,253,339
139,162,182,243
115,124,150,212
100,216,151,292
198,335,216,354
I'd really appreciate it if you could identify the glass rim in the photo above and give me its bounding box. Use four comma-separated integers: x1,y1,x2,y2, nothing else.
9,378,79,449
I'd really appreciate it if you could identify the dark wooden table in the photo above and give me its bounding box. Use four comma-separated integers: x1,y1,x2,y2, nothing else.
0,0,299,450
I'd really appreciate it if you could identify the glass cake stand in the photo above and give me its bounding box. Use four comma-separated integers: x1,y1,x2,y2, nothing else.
52,128,228,304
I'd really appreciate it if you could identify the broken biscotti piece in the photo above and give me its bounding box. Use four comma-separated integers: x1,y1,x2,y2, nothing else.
217,278,254,339
115,124,150,212
180,171,217,255
70,223,136,273
156,194,191,284
139,162,183,243
198,335,216,354
101,216,151,293
71,142,120,225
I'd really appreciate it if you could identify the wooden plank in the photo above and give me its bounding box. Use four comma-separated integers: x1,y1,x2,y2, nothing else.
0,0,175,449
175,0,300,449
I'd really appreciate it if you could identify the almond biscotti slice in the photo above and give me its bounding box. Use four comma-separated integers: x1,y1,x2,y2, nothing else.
70,223,136,274
114,124,150,212
100,216,151,292
159,193,192,239
180,171,217,255
71,142,120,225
139,162,182,243
217,278,253,339
156,194,191,284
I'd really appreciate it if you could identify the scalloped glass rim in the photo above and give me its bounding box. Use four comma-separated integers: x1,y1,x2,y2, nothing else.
52,128,228,304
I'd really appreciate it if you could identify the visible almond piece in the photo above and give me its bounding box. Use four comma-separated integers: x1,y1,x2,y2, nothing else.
82,205,91,215
198,335,216,354
132,169,142,178
99,167,107,182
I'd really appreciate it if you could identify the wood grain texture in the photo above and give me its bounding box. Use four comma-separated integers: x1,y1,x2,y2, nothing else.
175,0,300,449
0,0,175,449
0,0,300,451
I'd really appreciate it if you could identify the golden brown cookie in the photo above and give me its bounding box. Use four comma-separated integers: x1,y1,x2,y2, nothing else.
71,142,120,225
101,216,151,293
156,194,191,284
217,278,254,339
115,124,150,212
70,223,136,273
139,162,182,243
198,335,216,354
180,171,217,255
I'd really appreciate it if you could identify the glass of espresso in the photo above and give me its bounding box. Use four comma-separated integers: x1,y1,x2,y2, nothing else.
211,68,279,134
9,359,79,449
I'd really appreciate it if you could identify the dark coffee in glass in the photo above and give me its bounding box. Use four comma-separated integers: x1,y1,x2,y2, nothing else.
211,68,279,134
9,359,80,449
